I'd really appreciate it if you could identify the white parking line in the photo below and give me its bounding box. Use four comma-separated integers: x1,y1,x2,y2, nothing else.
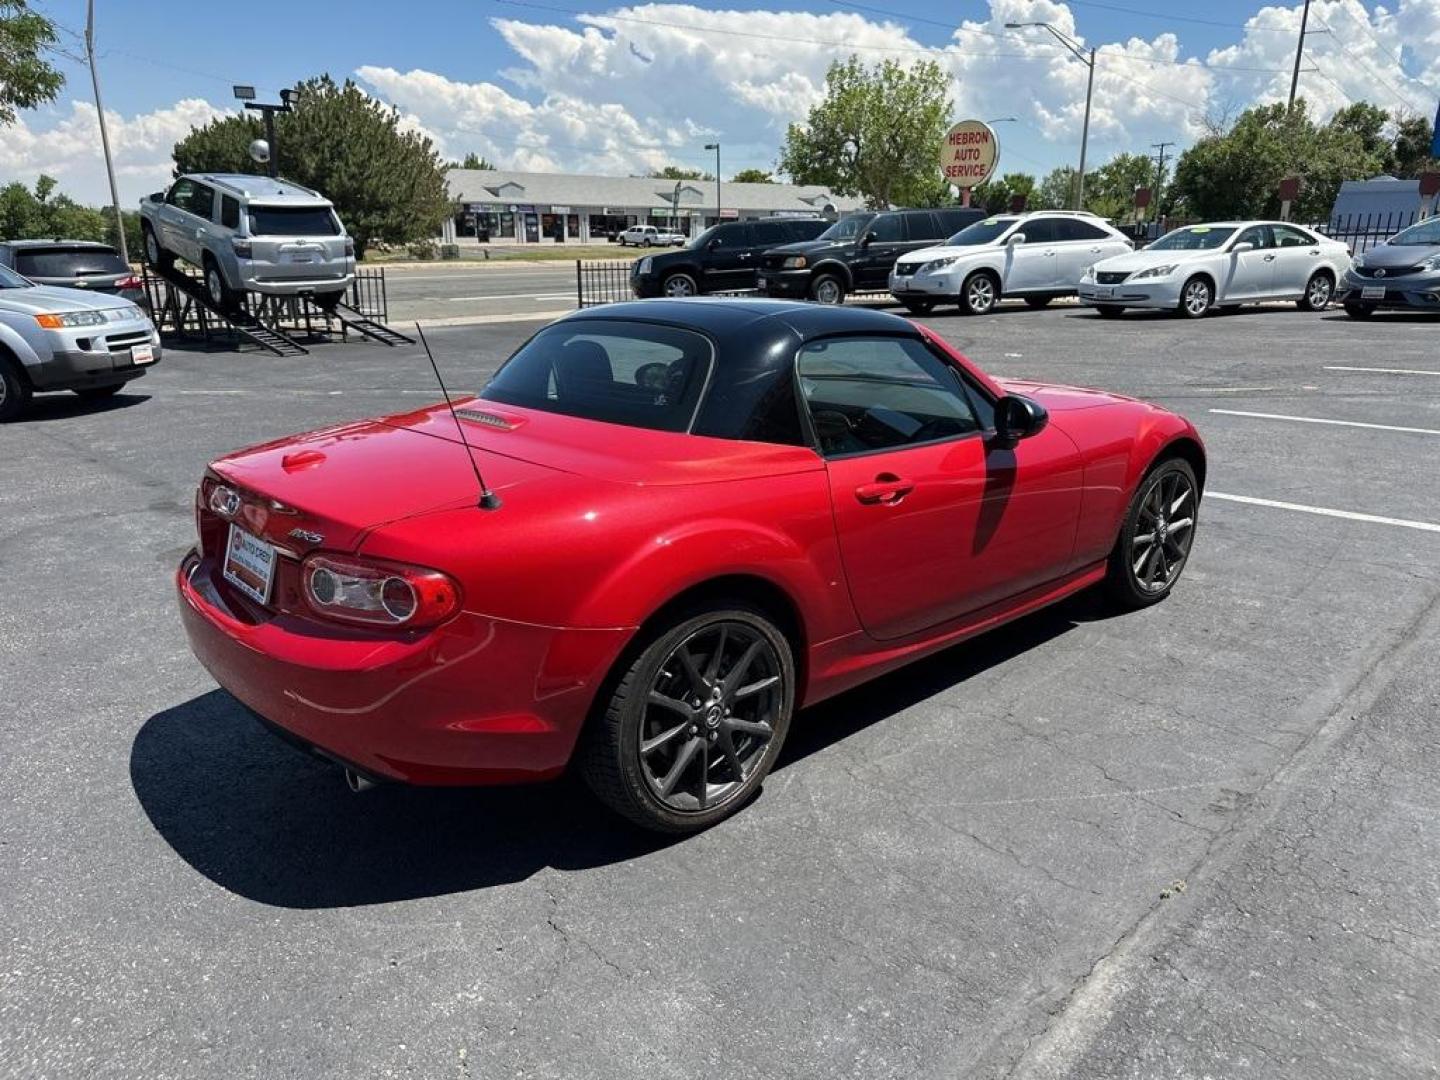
1324,365,1440,377
1209,408,1440,437
1209,492,1440,533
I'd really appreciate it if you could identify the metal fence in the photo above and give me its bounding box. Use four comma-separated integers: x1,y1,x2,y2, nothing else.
576,260,636,307
348,267,389,320
1319,211,1419,254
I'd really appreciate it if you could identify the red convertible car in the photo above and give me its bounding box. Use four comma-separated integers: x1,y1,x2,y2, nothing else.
177,299,1204,832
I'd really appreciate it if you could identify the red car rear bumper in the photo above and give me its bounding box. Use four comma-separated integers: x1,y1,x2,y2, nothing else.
176,551,632,785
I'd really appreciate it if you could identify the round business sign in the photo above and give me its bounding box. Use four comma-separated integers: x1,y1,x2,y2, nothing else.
939,120,1000,189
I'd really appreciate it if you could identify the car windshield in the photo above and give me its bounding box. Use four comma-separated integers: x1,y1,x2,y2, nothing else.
1391,218,1440,245
687,226,719,249
817,215,874,242
0,264,34,289
481,320,714,433
14,248,128,277
1148,226,1237,251
246,206,341,237
945,217,1018,246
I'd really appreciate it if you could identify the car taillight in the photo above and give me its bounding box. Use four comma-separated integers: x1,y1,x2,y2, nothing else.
301,555,461,629
117,274,142,289
344,238,354,257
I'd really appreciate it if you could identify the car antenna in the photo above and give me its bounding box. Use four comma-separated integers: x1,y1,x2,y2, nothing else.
415,322,502,511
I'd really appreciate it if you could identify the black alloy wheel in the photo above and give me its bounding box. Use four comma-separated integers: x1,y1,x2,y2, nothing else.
580,607,794,833
1105,458,1199,609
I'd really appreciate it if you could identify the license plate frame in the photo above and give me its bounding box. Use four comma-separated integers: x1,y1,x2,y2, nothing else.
1361,285,1386,300
222,523,277,605
1093,285,1114,298
130,343,155,365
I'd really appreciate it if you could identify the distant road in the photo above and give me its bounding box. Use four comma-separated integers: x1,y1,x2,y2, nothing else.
382,263,590,325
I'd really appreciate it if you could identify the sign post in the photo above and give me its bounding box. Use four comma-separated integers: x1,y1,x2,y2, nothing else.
940,120,1000,207
1278,175,1302,222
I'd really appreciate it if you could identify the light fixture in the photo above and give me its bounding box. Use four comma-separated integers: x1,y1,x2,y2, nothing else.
232,85,256,101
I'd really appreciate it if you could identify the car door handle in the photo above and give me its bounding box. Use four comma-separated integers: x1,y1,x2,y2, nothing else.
1089,246,1103,253
855,474,914,505
1262,253,1276,261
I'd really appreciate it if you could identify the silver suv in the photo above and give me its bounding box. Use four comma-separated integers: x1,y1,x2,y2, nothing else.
140,174,355,313
0,261,161,421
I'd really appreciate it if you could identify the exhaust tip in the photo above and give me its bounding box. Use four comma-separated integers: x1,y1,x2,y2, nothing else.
344,768,377,793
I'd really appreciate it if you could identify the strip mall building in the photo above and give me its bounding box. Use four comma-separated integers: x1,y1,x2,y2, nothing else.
443,168,865,244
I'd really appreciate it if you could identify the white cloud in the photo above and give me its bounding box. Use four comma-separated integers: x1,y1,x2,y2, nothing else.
0,98,228,207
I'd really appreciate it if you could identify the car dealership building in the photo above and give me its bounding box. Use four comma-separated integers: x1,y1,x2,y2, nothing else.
443,168,866,245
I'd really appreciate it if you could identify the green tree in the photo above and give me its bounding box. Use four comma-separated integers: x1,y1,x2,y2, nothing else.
1035,166,1077,210
1387,113,1438,178
647,165,713,181
969,172,1037,213
1170,99,1391,222
730,168,775,183
0,175,112,246
1084,153,1166,221
779,55,951,208
0,0,64,126
172,76,451,258
451,152,493,170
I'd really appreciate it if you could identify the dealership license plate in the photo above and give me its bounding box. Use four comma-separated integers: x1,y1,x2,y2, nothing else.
1361,285,1386,300
756,274,769,288
223,524,277,605
130,344,155,365
1093,286,1114,298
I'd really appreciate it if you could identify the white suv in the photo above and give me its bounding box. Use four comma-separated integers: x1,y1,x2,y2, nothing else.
140,173,355,313
619,225,685,248
890,211,1132,315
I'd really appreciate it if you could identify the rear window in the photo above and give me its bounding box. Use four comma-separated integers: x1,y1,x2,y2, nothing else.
481,320,714,433
14,248,128,278
246,206,341,236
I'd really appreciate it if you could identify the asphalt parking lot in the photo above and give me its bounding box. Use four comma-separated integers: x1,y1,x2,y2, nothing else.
2,299,1438,1079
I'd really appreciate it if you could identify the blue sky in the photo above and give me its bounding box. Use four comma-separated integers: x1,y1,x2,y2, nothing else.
10,0,1439,206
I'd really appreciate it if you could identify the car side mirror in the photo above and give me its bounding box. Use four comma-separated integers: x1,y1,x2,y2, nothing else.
1232,241,1254,253
860,230,876,247
149,193,164,203
1007,232,1027,246
992,394,1049,447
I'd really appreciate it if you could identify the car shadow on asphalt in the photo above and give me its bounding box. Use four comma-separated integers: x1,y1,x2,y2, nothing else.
130,590,1115,909
16,390,151,422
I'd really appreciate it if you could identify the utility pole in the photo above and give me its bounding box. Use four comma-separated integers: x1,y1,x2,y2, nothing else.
704,143,722,221
1288,0,1313,110
1151,140,1174,223
1007,23,1095,211
85,0,128,263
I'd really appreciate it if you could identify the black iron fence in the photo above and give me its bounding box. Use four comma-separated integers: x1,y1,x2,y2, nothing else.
576,260,636,307
1319,210,1419,254
349,267,389,320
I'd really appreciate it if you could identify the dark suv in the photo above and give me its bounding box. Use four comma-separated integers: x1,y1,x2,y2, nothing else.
630,218,829,297
0,240,143,304
756,208,985,304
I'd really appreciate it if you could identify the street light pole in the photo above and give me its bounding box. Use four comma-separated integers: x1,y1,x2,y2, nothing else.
704,143,721,221
85,0,128,263
1006,22,1096,211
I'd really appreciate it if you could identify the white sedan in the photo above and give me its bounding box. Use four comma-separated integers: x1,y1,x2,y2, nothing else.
1077,221,1352,318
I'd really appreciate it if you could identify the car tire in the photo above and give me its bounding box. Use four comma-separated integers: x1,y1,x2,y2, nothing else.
810,273,846,305
203,256,237,314
578,605,795,834
1095,305,1125,318
1298,271,1334,311
0,352,32,423
901,299,936,314
1343,302,1375,319
142,224,174,272
1177,275,1213,319
661,272,700,298
1104,457,1200,610
959,270,999,315
313,291,345,313
1024,295,1052,309
643,238,653,248
74,384,124,401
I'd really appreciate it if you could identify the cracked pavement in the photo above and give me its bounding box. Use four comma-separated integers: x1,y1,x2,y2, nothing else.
2,303,1437,1078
